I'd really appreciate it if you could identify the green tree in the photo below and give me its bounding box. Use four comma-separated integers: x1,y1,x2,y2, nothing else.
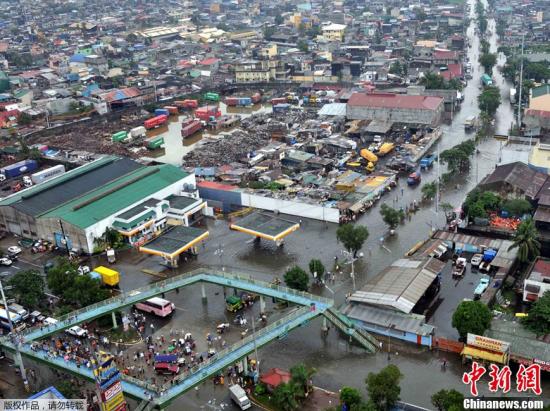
452,300,492,339
501,199,532,216
479,53,497,74
46,257,79,296
8,270,44,308
55,380,80,399
478,86,501,116
284,266,309,291
421,181,437,200
297,40,309,53
522,291,550,336
336,224,369,257
431,389,465,411
66,275,110,307
272,382,299,411
389,61,403,76
420,72,446,90
340,387,363,409
290,363,316,398
365,364,403,411
125,33,138,43
263,26,276,39
380,204,403,229
308,259,325,283
275,15,284,25
508,218,540,264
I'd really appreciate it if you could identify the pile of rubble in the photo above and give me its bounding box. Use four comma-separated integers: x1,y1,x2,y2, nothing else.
29,111,147,158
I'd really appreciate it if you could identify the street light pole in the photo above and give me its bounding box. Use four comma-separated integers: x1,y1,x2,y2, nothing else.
251,315,259,376
0,280,28,391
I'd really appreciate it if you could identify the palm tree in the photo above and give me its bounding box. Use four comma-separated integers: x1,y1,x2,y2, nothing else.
290,363,316,398
272,382,300,411
508,218,540,263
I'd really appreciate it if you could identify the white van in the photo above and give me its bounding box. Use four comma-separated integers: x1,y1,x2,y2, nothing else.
229,385,251,410
8,303,29,320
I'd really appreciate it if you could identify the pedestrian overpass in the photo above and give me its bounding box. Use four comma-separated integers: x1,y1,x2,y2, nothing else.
0,269,378,409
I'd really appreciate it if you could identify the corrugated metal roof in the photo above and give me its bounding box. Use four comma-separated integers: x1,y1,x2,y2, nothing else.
41,165,189,228
349,259,438,314
1,157,142,217
318,103,347,116
348,92,443,111
342,303,434,335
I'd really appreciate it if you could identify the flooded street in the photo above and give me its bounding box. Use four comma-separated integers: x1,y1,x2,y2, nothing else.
130,2,550,409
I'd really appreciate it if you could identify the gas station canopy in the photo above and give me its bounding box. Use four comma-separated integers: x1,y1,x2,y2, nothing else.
230,213,300,242
139,225,209,259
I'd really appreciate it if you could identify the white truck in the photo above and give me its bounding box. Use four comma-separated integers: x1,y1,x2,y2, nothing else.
30,165,66,185
229,385,251,410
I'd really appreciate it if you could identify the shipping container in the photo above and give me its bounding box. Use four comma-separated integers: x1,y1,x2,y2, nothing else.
225,97,239,106
181,119,203,138
111,131,128,142
30,165,65,184
195,106,221,121
145,136,164,149
164,106,179,115
144,115,168,129
238,97,252,106
270,97,287,105
130,126,147,138
272,103,290,113
154,108,170,117
204,92,220,102
1,159,38,179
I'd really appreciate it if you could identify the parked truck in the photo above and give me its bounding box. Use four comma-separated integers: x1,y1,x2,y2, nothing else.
144,136,164,149
181,118,203,138
30,165,65,185
130,126,147,139
229,385,251,410
419,154,436,169
481,74,493,87
90,266,120,287
1,159,38,179
144,115,168,129
204,92,220,102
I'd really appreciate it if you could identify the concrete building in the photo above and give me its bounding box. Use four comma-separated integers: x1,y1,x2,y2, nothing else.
234,60,272,83
0,156,204,254
321,23,346,41
522,257,550,303
346,92,444,126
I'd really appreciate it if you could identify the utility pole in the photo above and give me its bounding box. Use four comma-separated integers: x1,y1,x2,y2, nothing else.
517,33,524,131
0,280,28,391
251,315,259,376
58,219,71,258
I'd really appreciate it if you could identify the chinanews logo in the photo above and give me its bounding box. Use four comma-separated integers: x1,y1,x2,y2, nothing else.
461,362,544,410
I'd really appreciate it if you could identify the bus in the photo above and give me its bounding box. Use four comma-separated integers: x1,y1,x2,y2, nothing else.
0,308,25,331
135,297,175,317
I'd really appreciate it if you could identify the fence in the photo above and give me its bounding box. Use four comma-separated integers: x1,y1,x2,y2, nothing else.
434,337,464,354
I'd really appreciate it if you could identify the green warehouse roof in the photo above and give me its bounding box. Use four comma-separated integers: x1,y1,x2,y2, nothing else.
40,164,189,229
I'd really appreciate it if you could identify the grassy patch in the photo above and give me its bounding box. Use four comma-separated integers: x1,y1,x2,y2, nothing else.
106,327,141,343
251,392,278,410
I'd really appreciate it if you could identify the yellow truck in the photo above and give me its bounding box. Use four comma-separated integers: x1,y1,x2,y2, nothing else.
377,142,395,156
360,149,378,163
92,266,120,287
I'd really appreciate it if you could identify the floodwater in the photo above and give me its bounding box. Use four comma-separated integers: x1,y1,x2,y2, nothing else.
144,103,273,165
21,1,550,409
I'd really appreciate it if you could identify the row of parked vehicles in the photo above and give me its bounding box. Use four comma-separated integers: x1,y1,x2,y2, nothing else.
429,242,496,299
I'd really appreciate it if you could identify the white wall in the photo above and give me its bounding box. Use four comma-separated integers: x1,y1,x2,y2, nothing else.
240,192,340,223
83,174,197,252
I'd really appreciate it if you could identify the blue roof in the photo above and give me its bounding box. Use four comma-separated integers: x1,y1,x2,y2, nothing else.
70,53,86,63
29,386,65,400
66,73,80,82
82,83,99,97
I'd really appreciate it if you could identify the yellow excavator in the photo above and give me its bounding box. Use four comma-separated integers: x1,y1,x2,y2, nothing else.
360,149,378,172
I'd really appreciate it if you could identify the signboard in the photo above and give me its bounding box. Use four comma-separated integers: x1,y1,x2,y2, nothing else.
102,392,125,411
467,333,510,353
533,358,550,372
101,381,122,402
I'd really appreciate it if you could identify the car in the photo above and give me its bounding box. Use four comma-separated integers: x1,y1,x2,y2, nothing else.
474,276,490,299
430,244,449,259
43,317,58,326
7,246,21,255
470,254,483,267
66,326,88,338
0,257,12,266
479,261,492,273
